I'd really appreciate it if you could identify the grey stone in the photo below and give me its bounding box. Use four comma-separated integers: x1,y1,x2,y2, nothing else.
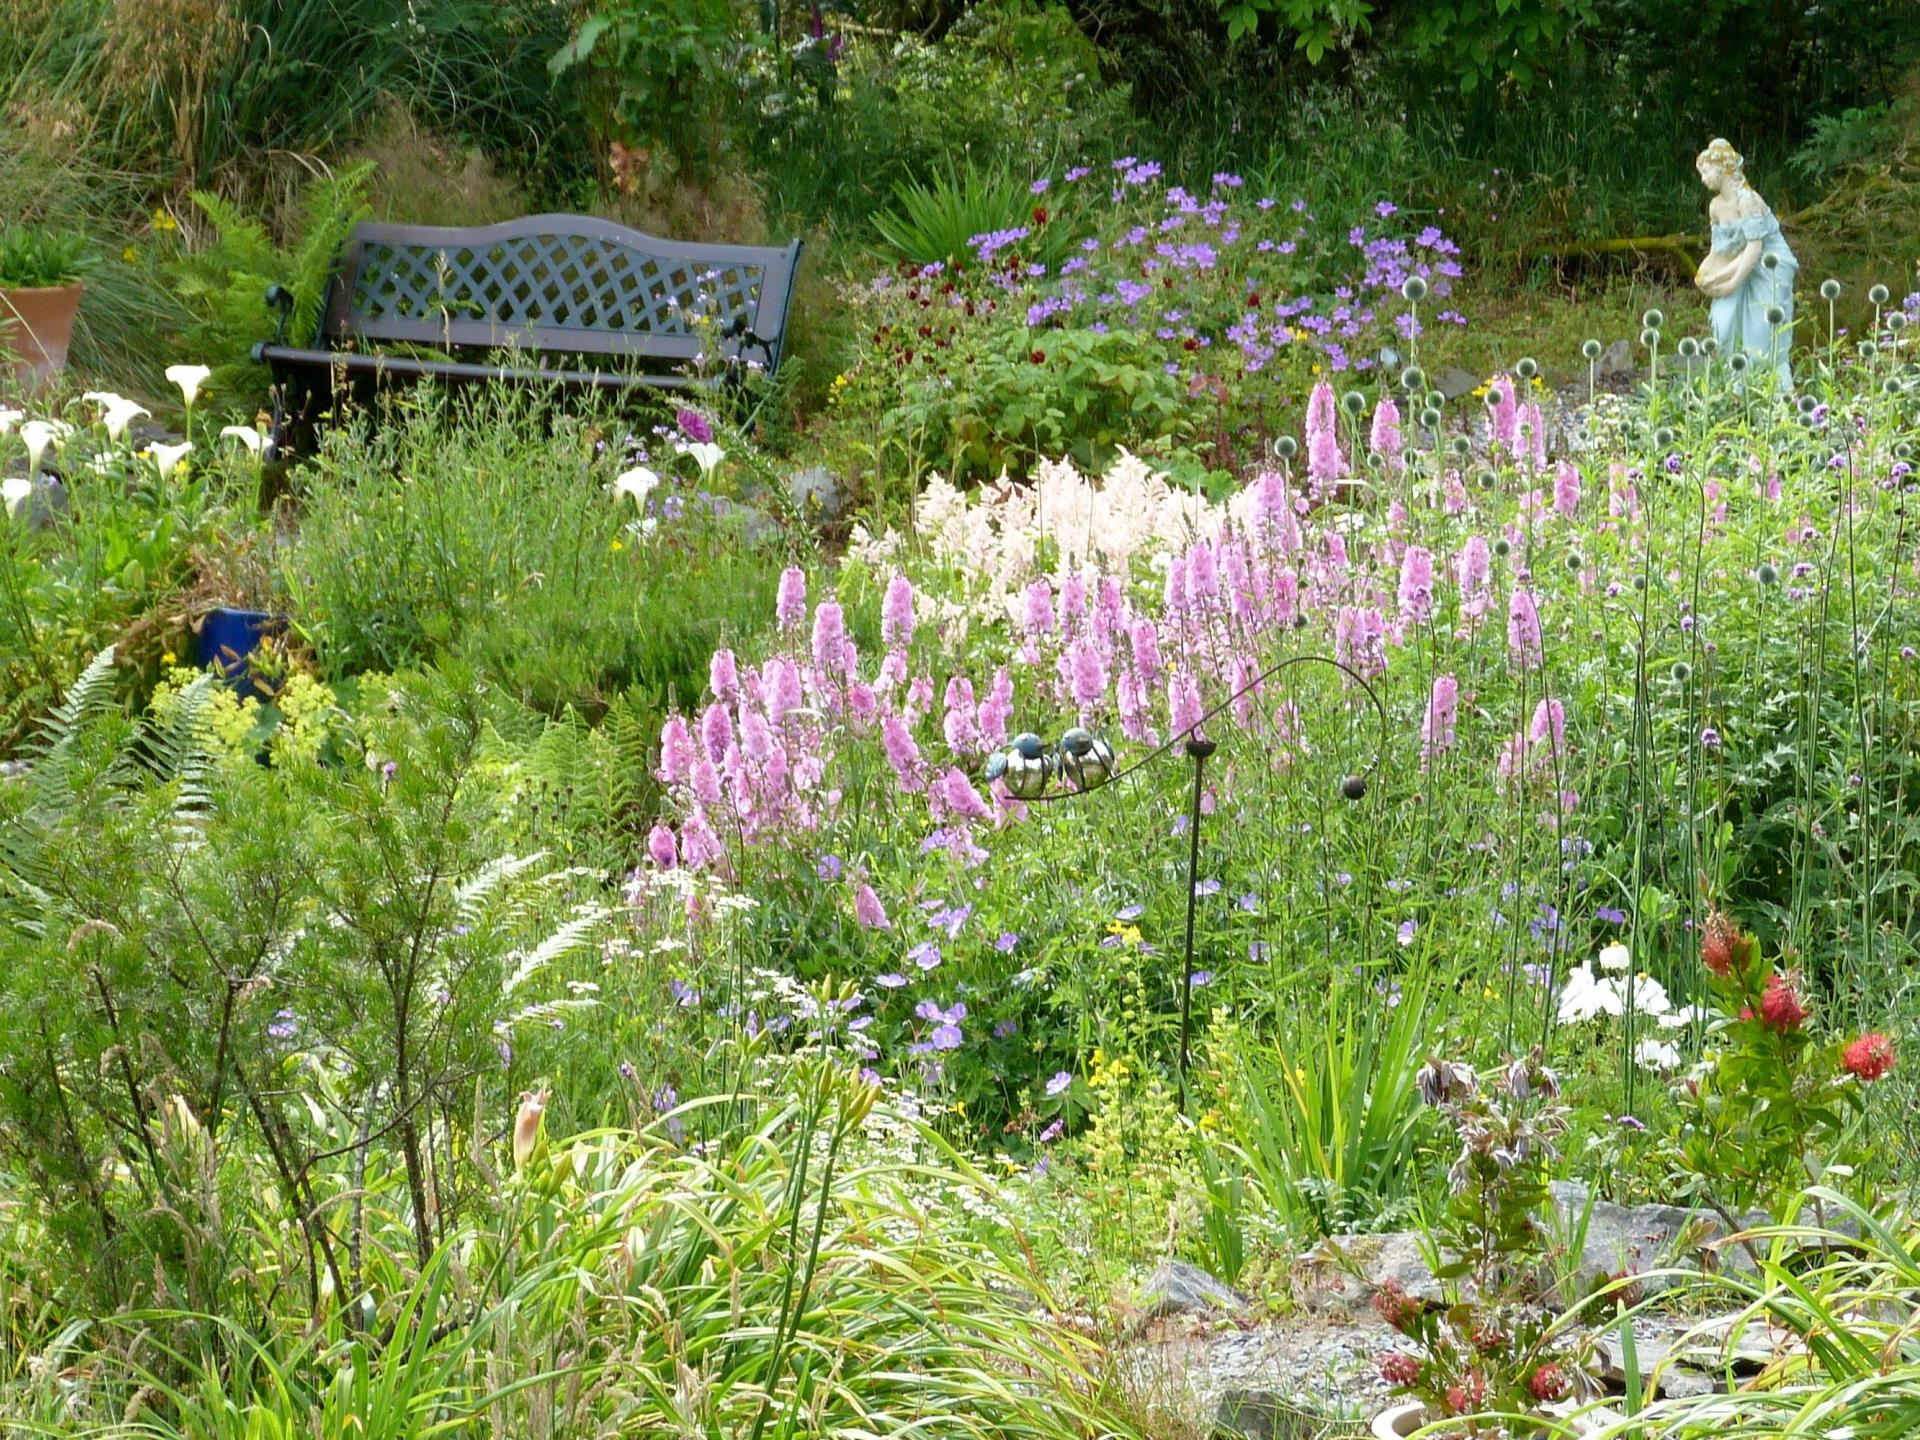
784,465,843,523
1433,366,1480,400
1136,1258,1246,1318
1551,1180,1764,1298
25,474,69,529
702,495,781,546
1598,340,1635,378
1321,1230,1444,1303
1215,1386,1325,1439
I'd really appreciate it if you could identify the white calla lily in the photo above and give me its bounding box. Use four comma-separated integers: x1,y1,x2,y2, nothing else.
83,391,152,441
676,440,724,476
0,408,24,435
613,465,660,508
165,365,213,408
19,419,68,475
148,440,193,478
2,475,31,517
220,425,265,456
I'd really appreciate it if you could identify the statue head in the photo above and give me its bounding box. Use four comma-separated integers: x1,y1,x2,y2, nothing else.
1696,137,1745,192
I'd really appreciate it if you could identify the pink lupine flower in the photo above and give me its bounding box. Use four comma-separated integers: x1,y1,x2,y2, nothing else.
882,712,921,790
942,676,979,755
1488,378,1518,453
766,657,803,719
1060,573,1087,628
812,601,848,675
1306,380,1345,490
1270,566,1299,627
977,668,1013,748
647,823,678,869
1335,605,1387,678
1370,394,1403,468
1023,579,1056,635
658,714,695,785
854,882,891,929
1518,400,1547,471
1129,616,1163,687
1507,588,1544,670
1528,697,1566,759
1456,536,1492,618
1229,655,1258,730
903,675,935,725
1553,461,1581,518
1422,674,1458,763
710,648,740,702
680,813,724,870
1397,545,1434,624
1068,638,1108,714
1187,541,1219,601
848,682,878,726
940,767,992,820
1221,540,1253,619
740,711,775,764
1169,671,1205,741
882,573,916,649
1117,669,1152,741
776,566,806,628
1162,553,1188,613
1094,575,1125,644
691,757,723,806
699,702,733,763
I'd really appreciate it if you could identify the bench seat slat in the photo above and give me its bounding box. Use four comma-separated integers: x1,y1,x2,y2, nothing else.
256,345,714,392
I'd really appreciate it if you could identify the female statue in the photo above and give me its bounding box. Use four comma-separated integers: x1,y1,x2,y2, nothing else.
1693,138,1797,390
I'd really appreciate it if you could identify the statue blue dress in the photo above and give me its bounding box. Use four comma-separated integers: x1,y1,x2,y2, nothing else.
1694,138,1797,391
1707,207,1797,390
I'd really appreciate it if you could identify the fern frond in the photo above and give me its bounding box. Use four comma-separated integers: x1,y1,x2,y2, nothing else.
455,851,548,917
502,908,610,996
27,646,118,760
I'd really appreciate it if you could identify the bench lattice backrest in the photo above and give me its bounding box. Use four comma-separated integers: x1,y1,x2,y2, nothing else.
319,215,802,372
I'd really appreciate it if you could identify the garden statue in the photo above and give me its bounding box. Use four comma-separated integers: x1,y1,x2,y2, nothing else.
1693,137,1798,390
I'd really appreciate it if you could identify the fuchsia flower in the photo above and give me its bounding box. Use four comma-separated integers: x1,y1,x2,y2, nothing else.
854,882,891,929
1068,638,1108,715
1553,460,1582,518
1023,579,1056,635
812,601,849,676
939,767,992,820
943,676,979,755
1488,377,1519,452
1528,697,1565,758
1456,535,1492,618
1421,675,1458,764
647,824,678,869
709,648,740,702
882,713,921,790
1305,380,1345,491
1397,546,1434,624
1168,671,1204,741
976,668,1013,748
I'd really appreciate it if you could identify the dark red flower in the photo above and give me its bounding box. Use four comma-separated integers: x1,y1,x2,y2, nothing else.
1842,1032,1895,1082
1759,972,1808,1033
1529,1364,1568,1401
1029,350,1046,365
1371,1280,1419,1330
1377,1352,1421,1387
1246,292,1261,308
1032,206,1049,226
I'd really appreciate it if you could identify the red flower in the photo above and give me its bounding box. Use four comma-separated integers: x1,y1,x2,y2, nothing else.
1032,206,1049,226
1469,1324,1505,1353
1842,1032,1896,1082
1029,350,1046,365
1246,292,1262,308
1183,337,1200,352
1758,973,1808,1033
1528,1363,1568,1402
1371,1280,1419,1331
1701,909,1740,977
1445,1386,1468,1415
1377,1352,1421,1387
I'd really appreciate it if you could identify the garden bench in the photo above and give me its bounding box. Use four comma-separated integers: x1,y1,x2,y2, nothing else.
252,214,803,457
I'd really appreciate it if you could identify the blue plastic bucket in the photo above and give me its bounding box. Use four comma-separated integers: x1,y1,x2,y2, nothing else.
194,607,287,697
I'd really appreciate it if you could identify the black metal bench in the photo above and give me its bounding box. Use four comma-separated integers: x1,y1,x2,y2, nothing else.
253,214,803,457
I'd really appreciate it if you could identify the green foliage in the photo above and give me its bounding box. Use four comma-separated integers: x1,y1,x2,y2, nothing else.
872,161,1049,269
0,226,91,289
1790,102,1906,181
164,164,373,417
279,390,783,720
550,0,741,169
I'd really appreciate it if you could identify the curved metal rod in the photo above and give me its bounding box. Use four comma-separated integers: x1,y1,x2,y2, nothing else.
1017,650,1393,805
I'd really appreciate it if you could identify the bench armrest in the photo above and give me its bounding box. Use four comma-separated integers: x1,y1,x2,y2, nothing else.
263,284,294,346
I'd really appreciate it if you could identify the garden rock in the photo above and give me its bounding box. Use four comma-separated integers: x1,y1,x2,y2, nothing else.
1551,1181,1766,1296
25,474,70,530
1316,1230,1445,1303
1597,340,1635,378
784,465,844,524
702,495,781,546
1136,1259,1246,1318
1433,366,1480,400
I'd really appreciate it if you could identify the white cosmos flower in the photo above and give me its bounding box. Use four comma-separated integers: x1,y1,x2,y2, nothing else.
1634,1038,1684,1073
613,466,659,508
148,441,193,478
165,365,213,407
220,425,265,456
676,440,724,476
2,475,31,517
1556,963,1622,1024
1598,941,1631,972
83,391,151,441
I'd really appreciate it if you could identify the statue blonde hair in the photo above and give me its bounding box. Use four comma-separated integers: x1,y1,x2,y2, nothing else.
1697,137,1746,183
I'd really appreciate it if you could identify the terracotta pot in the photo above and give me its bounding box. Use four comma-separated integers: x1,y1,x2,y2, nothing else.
0,282,85,391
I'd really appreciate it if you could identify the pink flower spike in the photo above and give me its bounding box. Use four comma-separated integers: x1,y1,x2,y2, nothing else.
854,882,891,930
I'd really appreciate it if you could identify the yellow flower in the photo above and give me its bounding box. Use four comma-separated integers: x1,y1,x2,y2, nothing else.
152,208,178,233
1104,920,1143,947
161,650,176,665
609,539,625,552
122,245,137,263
